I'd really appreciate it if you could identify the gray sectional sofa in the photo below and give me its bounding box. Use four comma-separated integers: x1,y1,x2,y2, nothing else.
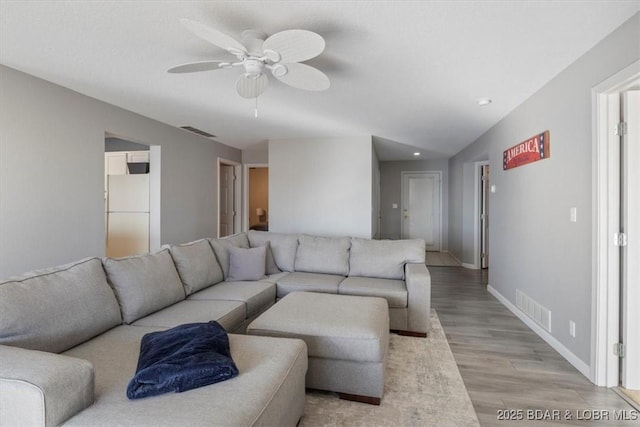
0,231,431,426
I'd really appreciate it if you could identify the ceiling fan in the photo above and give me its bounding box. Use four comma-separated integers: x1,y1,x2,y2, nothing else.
168,19,330,100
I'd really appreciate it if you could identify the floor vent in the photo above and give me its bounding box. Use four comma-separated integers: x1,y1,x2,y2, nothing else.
516,290,551,333
180,126,216,138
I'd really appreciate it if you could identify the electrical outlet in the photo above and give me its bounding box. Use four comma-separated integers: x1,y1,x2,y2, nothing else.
569,321,576,337
570,207,577,222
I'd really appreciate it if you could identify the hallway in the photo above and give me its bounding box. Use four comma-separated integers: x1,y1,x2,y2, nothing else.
430,266,637,426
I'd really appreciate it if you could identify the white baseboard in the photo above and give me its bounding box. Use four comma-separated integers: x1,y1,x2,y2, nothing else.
487,284,592,380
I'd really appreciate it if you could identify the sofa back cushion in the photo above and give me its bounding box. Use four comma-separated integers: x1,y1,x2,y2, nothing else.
104,249,185,324
208,233,250,280
349,238,426,280
247,230,298,272
295,235,351,276
169,239,224,295
0,257,122,353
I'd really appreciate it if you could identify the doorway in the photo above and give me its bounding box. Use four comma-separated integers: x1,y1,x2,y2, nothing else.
401,171,441,251
104,136,160,258
244,164,269,232
592,61,639,391
218,158,241,238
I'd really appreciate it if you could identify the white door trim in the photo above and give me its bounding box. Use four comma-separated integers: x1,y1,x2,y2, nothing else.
217,158,242,238
591,60,639,387
148,146,161,251
400,170,442,250
242,163,268,232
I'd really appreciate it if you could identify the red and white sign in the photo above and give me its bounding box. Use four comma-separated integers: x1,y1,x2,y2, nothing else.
503,131,550,170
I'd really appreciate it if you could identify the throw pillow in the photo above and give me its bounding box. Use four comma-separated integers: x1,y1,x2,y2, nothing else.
127,321,238,399
227,245,267,281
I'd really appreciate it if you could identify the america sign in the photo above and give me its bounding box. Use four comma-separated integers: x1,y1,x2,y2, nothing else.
503,130,550,170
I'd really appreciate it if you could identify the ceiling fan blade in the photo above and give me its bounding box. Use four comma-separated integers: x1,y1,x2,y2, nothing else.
167,60,227,74
236,73,269,99
274,63,330,91
262,30,325,63
180,19,247,55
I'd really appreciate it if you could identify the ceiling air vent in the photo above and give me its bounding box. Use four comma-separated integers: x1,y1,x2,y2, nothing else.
180,126,216,138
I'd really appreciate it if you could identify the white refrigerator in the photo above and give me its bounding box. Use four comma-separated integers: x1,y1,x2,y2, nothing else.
106,174,150,258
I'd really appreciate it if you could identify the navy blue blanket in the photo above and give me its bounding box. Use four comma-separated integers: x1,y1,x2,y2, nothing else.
127,321,239,399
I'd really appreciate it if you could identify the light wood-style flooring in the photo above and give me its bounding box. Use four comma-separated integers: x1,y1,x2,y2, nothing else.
430,266,638,426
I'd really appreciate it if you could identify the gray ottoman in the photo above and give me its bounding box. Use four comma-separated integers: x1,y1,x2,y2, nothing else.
246,291,389,405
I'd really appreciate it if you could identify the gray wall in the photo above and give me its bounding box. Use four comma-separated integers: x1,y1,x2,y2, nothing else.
379,159,449,249
447,13,639,365
269,136,373,238
0,65,241,279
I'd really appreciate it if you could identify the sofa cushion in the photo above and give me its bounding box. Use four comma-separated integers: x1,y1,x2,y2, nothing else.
132,300,246,332
62,327,307,427
188,281,276,317
247,230,298,272
0,257,122,353
0,345,95,426
103,249,186,324
275,272,345,299
338,276,408,308
208,233,250,279
294,234,351,276
349,238,425,280
126,321,239,399
227,246,266,281
169,239,224,295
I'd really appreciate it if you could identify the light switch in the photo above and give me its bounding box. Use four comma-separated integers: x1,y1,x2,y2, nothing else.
490,185,496,193
392,203,398,209
570,207,577,222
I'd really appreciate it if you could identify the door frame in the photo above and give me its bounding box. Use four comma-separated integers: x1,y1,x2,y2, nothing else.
400,170,442,251
475,161,490,270
242,163,268,232
591,60,639,387
217,158,242,238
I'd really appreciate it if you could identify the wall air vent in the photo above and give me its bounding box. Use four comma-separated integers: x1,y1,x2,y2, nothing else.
516,290,552,333
180,126,216,138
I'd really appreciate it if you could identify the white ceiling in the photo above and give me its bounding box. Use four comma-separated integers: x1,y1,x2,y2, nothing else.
1,1,638,160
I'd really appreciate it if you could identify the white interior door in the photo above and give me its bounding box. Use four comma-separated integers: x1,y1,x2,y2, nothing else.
621,90,640,389
219,164,235,237
402,172,441,251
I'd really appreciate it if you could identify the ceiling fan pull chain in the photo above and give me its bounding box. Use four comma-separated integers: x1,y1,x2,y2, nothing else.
254,96,259,118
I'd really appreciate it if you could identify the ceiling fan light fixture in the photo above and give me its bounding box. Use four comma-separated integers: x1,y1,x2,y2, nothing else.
171,19,330,113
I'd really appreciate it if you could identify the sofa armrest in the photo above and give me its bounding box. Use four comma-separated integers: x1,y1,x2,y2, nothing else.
405,263,431,335
0,345,94,426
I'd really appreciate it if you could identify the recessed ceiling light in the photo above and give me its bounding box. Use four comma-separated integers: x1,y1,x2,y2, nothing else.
413,152,421,156
477,98,492,106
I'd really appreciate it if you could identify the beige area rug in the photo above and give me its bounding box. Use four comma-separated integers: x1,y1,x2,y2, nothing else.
300,310,480,427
